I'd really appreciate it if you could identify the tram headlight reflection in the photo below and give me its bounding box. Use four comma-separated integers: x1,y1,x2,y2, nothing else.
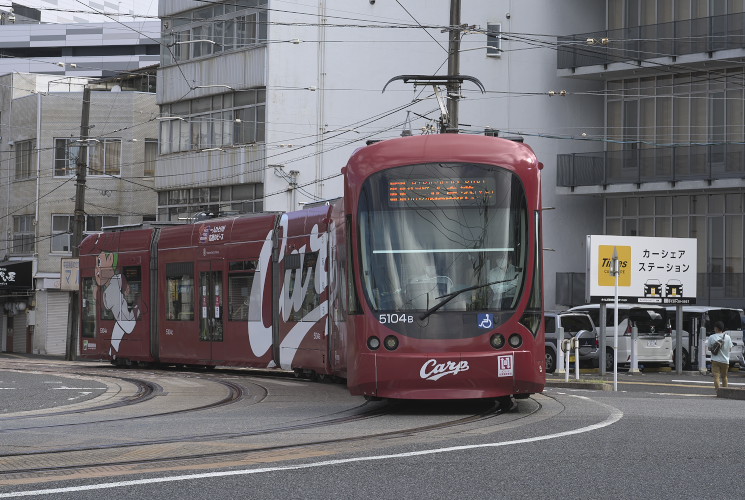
508,333,523,348
490,334,505,349
384,335,399,351
367,336,381,350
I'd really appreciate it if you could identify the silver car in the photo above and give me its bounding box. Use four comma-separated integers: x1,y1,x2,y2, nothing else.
544,311,598,373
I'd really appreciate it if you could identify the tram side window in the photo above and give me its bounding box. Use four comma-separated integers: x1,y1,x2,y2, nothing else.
289,251,321,322
81,277,96,338
228,260,257,321
166,262,194,321
122,266,142,316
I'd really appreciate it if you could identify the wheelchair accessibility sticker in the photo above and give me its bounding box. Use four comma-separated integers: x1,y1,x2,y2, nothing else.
478,313,494,329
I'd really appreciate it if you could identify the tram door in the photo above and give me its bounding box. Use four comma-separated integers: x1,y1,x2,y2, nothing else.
197,260,224,363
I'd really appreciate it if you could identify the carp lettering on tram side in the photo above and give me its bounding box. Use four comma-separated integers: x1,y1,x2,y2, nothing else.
78,133,545,401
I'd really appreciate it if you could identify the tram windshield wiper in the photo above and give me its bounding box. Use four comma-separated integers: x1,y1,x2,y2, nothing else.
419,276,517,320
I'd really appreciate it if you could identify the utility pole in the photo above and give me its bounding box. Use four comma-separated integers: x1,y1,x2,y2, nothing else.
382,3,484,133
446,0,461,133
65,85,91,361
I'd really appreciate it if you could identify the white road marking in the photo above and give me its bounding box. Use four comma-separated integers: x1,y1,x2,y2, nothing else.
67,392,92,401
0,398,623,498
50,387,106,390
671,380,745,386
259,379,308,387
650,393,711,397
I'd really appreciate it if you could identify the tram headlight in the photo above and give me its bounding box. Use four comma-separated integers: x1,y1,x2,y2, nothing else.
367,336,381,350
490,333,505,349
508,333,523,349
384,335,399,351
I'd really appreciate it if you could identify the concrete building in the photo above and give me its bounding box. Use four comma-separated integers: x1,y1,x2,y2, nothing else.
156,0,606,312
556,1,745,308
1,1,158,24
0,72,158,355
0,20,160,78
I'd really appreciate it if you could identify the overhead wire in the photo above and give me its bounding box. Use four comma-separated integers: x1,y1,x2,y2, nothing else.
2,6,745,201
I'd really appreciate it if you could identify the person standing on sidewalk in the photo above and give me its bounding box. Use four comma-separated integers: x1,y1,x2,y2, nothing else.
708,321,733,390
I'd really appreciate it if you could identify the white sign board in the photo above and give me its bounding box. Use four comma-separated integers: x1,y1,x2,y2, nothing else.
60,258,79,291
586,235,697,304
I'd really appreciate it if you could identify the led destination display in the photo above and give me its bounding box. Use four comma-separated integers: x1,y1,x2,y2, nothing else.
387,178,496,206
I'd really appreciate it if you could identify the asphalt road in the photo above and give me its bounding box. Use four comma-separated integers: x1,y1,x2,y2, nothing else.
0,370,108,413
0,357,742,500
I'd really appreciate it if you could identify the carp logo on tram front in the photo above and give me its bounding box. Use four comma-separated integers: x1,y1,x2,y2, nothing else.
419,359,470,381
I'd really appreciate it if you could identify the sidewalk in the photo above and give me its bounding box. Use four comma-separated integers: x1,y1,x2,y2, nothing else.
546,366,745,399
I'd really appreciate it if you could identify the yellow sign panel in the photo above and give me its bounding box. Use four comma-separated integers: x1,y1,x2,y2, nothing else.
598,245,631,286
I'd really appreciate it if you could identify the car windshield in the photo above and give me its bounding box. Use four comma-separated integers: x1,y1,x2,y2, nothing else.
628,308,668,333
560,315,593,333
708,309,743,331
358,162,528,314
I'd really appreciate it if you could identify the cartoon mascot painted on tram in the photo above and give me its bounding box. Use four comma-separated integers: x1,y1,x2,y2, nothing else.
95,251,140,358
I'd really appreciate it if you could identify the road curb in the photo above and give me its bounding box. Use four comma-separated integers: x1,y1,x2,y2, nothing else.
545,380,611,391
716,387,745,400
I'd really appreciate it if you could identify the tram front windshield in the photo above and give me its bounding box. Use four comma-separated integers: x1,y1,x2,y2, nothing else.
358,162,528,314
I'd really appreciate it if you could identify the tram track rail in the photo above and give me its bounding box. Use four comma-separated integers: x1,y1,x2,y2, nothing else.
0,396,541,480
0,358,547,487
0,372,248,426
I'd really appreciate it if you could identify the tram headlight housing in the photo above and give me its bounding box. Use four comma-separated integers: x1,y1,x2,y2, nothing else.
384,335,399,351
367,336,381,350
508,333,523,349
490,333,505,349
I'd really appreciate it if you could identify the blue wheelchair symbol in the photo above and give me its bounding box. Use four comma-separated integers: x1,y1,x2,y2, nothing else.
478,313,494,329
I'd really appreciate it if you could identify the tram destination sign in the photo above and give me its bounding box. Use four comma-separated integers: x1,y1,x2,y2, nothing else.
387,178,496,207
586,235,697,304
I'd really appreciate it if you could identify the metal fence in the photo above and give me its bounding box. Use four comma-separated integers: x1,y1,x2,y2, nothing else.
557,144,745,188
558,13,745,70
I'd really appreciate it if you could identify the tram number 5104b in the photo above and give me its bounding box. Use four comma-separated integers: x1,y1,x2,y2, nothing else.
378,314,414,324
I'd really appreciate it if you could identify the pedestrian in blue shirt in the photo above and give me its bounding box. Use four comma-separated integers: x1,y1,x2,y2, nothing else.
708,321,733,390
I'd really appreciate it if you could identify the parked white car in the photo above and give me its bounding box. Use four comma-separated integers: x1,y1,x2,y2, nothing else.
568,304,673,371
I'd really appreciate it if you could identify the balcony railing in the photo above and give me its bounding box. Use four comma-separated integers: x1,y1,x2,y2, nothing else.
557,144,745,188
558,13,745,70
556,272,745,309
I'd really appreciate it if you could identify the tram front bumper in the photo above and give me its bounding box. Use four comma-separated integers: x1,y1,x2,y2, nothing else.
350,350,544,400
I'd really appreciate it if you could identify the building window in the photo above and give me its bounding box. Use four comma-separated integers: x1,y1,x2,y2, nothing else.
51,215,73,252
486,23,502,57
12,215,34,254
144,139,158,177
54,139,76,177
51,215,119,252
86,215,119,231
158,183,263,222
159,89,265,153
89,139,121,176
162,3,267,66
54,138,122,177
14,140,35,179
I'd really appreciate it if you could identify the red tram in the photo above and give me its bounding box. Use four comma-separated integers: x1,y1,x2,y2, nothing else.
79,134,545,400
